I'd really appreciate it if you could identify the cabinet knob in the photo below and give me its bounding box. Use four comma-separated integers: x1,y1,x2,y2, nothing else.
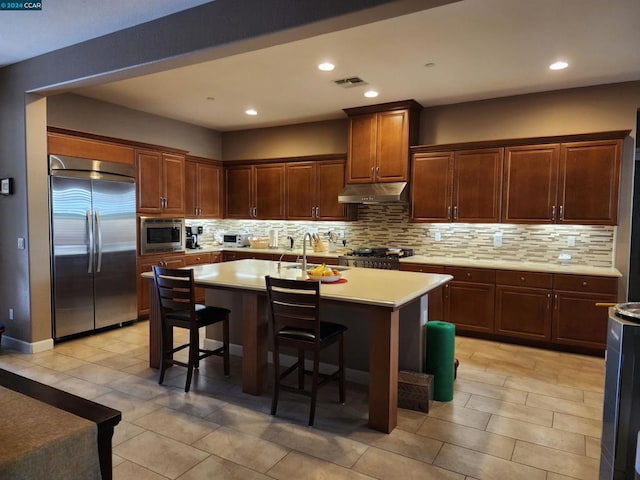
582,281,588,287
466,272,471,278
520,276,525,282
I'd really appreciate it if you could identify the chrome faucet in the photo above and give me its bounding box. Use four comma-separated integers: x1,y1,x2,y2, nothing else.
301,232,313,273
277,235,295,273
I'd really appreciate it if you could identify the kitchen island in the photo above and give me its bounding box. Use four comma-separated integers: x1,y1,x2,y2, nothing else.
144,259,452,433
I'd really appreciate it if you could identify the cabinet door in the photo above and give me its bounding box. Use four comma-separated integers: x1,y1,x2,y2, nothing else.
197,162,222,217
502,144,559,223
552,290,616,350
410,152,453,222
496,286,552,341
559,140,621,225
185,161,198,216
137,256,162,317
162,153,185,215
254,163,286,219
346,114,376,183
316,159,352,220
453,148,503,222
136,150,163,213
184,253,211,303
225,166,253,218
445,282,495,333
376,109,410,182
286,162,315,220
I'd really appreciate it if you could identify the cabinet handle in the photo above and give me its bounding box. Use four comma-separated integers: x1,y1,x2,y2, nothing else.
376,166,380,177
551,205,556,221
370,166,375,179
547,293,551,310
559,205,564,221
554,293,558,310
447,206,452,220
254,207,258,217
315,206,319,218
453,206,458,220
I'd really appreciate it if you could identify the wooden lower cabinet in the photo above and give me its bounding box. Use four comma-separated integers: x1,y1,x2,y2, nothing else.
495,270,553,341
184,252,213,303
137,254,186,317
402,262,617,353
399,263,446,320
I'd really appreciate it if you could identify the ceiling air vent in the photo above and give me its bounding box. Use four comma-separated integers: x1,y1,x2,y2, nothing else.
333,76,368,88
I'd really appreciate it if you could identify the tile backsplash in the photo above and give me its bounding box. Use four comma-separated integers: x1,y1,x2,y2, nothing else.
187,204,615,268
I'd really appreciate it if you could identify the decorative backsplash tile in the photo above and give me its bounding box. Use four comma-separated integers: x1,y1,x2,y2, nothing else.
188,204,614,268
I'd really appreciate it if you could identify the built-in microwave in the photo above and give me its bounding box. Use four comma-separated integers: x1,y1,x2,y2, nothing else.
140,217,185,255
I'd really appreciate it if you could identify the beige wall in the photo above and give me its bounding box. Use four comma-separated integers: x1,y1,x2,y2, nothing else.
222,119,348,160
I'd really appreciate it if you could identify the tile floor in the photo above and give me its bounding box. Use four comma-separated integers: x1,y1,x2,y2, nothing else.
0,322,605,480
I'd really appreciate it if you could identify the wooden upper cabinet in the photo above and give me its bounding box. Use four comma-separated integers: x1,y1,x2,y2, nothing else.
559,139,621,225
253,163,286,220
411,152,453,222
225,165,253,219
48,132,135,165
136,150,185,214
186,159,222,218
410,148,502,222
502,144,560,223
344,100,422,184
224,163,285,219
453,148,503,222
286,159,354,221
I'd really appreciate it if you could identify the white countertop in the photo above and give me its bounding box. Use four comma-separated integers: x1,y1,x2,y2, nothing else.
185,246,621,278
145,259,452,309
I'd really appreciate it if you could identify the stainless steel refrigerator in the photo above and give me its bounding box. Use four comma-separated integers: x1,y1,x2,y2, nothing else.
49,155,137,339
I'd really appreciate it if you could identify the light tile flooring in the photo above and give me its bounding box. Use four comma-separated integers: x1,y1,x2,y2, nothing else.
0,322,605,480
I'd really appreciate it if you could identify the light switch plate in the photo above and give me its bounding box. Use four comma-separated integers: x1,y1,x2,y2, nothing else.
493,232,503,247
434,231,442,242
567,236,576,247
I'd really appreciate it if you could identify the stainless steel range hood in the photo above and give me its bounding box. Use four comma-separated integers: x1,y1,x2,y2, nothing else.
338,181,408,204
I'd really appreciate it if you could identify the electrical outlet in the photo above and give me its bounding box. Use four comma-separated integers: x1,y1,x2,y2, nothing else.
567,235,576,247
493,232,503,247
434,231,442,242
337,230,345,239
9,308,14,320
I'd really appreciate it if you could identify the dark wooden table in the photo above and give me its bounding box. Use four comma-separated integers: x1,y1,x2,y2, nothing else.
0,368,121,480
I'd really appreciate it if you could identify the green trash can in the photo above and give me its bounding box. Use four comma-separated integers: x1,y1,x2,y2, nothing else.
425,321,455,401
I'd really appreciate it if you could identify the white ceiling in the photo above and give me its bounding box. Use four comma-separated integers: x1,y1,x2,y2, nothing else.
5,0,640,132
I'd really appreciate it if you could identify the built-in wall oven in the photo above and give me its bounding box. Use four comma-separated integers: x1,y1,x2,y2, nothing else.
140,217,185,255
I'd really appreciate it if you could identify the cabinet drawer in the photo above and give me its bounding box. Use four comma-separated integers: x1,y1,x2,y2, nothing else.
496,270,552,288
553,274,617,294
446,267,495,283
400,263,446,274
184,253,211,266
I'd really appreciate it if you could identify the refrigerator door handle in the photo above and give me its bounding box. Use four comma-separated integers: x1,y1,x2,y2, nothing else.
86,210,94,273
95,210,103,273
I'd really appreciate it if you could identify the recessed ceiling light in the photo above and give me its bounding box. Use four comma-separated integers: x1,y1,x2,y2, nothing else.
364,90,379,98
245,108,258,116
318,62,335,71
549,61,569,70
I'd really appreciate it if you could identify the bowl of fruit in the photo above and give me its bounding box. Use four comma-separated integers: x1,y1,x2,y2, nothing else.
307,264,342,283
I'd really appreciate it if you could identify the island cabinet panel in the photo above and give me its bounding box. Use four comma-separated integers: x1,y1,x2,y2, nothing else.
559,139,621,225
136,150,185,214
410,148,503,223
399,263,446,320
137,254,186,317
345,100,422,184
502,144,560,223
186,159,222,218
184,252,219,303
225,163,286,219
444,267,496,333
285,159,353,221
551,273,617,350
495,271,553,341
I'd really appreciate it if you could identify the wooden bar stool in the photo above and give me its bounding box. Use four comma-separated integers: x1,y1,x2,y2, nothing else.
153,266,230,393
265,276,347,426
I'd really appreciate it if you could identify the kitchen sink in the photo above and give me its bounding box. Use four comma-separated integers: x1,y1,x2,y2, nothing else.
282,264,349,271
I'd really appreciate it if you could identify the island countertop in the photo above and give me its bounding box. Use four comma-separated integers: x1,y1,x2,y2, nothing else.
154,259,453,309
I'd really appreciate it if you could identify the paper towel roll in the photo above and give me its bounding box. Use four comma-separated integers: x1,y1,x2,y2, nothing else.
269,229,278,248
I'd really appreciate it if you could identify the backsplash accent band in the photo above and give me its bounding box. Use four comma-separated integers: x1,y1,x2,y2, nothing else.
187,204,614,268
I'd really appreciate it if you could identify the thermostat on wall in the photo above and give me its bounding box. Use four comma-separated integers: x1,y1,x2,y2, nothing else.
0,178,13,195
